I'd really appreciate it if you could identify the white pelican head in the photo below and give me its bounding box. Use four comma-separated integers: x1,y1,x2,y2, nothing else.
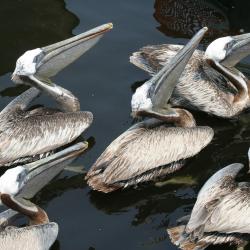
11,23,113,112
0,166,28,197
205,33,250,67
12,23,113,84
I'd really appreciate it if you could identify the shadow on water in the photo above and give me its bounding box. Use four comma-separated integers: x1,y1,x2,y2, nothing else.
154,0,250,44
33,174,88,206
0,0,79,75
0,85,29,97
1,0,250,250
154,0,231,43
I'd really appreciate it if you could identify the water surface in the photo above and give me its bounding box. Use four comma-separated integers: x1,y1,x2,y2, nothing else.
0,1,250,249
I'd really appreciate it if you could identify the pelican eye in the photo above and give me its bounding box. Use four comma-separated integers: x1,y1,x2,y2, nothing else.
225,40,235,50
16,170,27,183
33,52,44,64
16,173,22,182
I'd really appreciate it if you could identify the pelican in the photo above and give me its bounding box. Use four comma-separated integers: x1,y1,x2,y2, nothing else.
0,194,57,250
130,31,250,118
0,141,87,250
86,28,213,193
167,157,250,250
0,23,112,167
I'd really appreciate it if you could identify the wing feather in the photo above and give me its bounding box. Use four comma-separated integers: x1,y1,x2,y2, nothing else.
186,164,244,235
130,44,186,74
1,87,40,114
0,111,92,165
204,186,250,234
88,123,213,185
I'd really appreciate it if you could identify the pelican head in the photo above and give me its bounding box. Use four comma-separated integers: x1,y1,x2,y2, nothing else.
205,33,250,67
132,27,208,119
11,23,113,111
0,167,28,197
0,141,88,205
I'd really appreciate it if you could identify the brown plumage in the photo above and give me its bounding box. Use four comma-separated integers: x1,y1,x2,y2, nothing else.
0,194,58,250
87,27,213,193
86,117,213,193
130,44,250,118
2,23,114,167
167,163,250,249
0,87,92,167
167,225,247,250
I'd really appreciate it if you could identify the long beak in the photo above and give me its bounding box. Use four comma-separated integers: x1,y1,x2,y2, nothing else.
222,33,250,67
149,27,207,116
36,23,113,78
17,142,88,199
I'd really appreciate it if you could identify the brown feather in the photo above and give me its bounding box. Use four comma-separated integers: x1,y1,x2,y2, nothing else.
167,225,208,250
86,121,213,192
130,44,249,117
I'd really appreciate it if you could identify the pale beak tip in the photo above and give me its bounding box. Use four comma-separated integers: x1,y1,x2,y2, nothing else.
83,141,89,148
107,22,113,30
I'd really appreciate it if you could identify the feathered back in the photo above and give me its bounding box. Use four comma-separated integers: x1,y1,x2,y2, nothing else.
0,222,58,250
86,121,213,192
186,164,243,235
0,111,93,166
130,44,203,75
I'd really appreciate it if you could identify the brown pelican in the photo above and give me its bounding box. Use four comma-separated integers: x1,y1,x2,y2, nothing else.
86,28,213,193
167,159,250,250
130,31,250,118
0,23,112,167
0,193,57,250
0,141,87,250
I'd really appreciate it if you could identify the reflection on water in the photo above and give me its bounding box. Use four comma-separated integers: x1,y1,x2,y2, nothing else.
0,85,29,97
154,0,250,45
1,0,250,249
154,0,230,42
88,185,194,247
0,0,78,75
33,174,87,206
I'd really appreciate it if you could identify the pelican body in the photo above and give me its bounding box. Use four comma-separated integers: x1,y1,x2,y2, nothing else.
0,141,87,250
0,87,92,167
0,23,112,167
0,195,58,250
168,162,250,250
130,32,250,118
86,28,213,193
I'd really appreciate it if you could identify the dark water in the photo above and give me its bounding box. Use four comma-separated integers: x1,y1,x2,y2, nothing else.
1,0,250,249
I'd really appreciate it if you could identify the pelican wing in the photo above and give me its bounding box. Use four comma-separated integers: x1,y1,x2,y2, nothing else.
0,111,92,166
130,44,238,92
0,222,58,250
130,44,184,75
186,164,244,236
1,87,41,114
88,122,213,184
203,182,250,234
130,44,209,79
